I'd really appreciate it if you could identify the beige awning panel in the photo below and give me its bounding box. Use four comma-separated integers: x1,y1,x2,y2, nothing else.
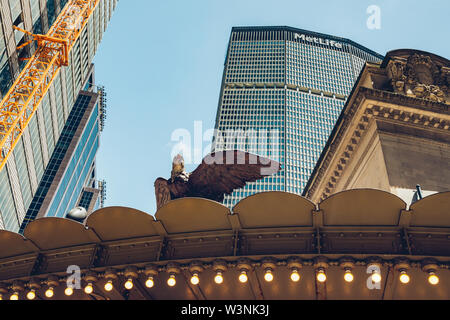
320,189,406,226
86,206,158,241
23,218,100,251
0,230,38,259
155,198,232,234
233,191,315,228
410,192,450,227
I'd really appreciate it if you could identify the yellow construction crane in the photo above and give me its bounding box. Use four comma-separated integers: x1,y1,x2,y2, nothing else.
0,0,100,171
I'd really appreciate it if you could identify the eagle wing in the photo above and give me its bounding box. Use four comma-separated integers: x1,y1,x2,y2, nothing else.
154,178,172,210
187,150,281,202
155,174,193,209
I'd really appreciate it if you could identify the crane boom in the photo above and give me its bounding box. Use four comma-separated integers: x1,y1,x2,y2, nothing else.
0,0,100,171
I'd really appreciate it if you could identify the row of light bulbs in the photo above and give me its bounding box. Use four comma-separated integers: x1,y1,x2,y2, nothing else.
222,267,440,286
0,267,441,300
315,268,440,285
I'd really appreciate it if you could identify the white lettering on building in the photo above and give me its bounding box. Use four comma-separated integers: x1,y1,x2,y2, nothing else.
294,33,343,49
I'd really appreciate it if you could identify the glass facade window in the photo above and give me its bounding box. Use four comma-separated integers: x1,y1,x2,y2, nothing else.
28,115,44,182
9,0,22,24
48,110,99,218
0,169,17,231
30,0,42,34
19,93,99,233
46,0,57,27
0,18,11,96
78,191,94,209
213,27,383,208
214,87,286,208
286,41,355,95
285,90,343,193
226,40,285,84
13,140,33,210
42,94,55,157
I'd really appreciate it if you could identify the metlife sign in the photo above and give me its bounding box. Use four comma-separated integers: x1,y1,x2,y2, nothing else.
294,33,343,49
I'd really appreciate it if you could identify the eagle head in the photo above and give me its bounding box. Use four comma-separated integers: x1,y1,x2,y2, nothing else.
171,154,185,181
172,154,184,169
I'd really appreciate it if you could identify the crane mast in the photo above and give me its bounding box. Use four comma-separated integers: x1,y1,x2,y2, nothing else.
0,0,100,171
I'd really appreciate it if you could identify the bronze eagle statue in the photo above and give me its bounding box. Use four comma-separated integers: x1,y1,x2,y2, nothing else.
154,150,281,209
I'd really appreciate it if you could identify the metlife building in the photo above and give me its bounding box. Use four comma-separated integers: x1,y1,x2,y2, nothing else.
212,26,383,208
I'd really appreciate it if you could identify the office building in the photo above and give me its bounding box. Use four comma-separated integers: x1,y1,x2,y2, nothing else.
18,65,106,233
0,0,117,232
212,26,383,208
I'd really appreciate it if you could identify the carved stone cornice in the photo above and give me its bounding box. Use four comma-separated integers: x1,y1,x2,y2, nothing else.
362,87,449,114
386,53,449,103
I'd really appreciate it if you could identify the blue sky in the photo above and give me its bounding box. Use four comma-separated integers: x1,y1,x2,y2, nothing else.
92,0,450,215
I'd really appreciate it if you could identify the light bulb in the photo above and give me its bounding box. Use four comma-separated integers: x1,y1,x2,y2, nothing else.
45,287,54,298
104,280,114,292
428,272,439,285
124,278,134,290
239,271,248,283
316,269,327,283
399,271,410,284
290,269,300,282
190,273,200,285
344,269,354,283
10,292,19,300
371,272,382,284
214,271,224,284
167,274,176,287
65,287,74,296
27,289,36,300
264,269,274,282
145,276,154,288
0,294,3,300
84,283,94,294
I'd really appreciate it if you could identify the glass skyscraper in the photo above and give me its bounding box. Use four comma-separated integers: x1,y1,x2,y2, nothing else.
18,65,105,233
212,26,383,208
0,0,117,232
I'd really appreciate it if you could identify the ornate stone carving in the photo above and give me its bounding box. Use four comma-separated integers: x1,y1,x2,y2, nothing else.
387,54,448,103
440,66,450,92
387,59,407,93
412,84,445,102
